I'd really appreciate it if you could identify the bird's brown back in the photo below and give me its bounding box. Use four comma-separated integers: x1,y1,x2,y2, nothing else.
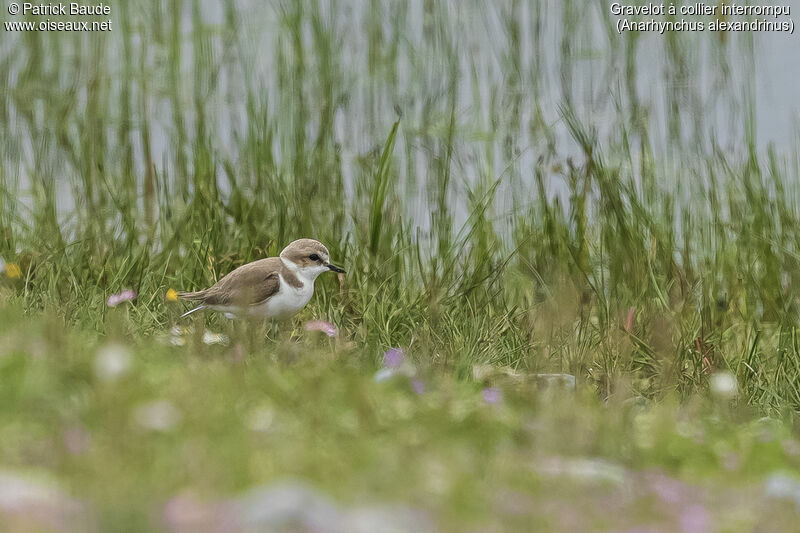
180,257,300,307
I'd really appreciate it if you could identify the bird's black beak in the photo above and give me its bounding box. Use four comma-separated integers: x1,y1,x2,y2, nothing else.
327,264,346,274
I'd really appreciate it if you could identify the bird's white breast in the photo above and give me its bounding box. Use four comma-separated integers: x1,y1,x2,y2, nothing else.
250,274,313,318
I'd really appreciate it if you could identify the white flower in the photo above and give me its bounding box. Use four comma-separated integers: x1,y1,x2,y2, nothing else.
710,371,738,400
764,472,800,506
169,326,187,346
534,373,576,389
373,368,396,382
536,457,626,485
0,470,88,528
133,400,181,432
245,406,275,433
202,330,229,346
170,336,186,347
94,343,132,382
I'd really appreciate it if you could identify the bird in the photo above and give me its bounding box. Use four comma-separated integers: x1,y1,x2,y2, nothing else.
178,239,345,319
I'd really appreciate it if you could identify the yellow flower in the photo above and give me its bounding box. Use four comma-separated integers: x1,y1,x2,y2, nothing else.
166,288,179,302
6,263,21,279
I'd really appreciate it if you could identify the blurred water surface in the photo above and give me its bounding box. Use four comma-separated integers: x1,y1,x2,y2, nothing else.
1,0,799,237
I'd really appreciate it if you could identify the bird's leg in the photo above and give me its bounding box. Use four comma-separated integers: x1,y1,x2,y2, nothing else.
227,314,251,358
190,315,205,349
244,318,262,355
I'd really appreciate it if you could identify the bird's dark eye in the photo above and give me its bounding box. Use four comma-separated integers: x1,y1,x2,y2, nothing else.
309,254,321,262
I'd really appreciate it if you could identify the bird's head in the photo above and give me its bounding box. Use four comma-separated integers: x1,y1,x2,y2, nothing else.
280,238,346,281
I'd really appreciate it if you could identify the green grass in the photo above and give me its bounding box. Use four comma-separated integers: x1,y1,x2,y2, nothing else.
1,0,800,530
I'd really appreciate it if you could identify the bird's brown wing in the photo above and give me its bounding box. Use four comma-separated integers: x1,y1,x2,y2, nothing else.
196,258,282,307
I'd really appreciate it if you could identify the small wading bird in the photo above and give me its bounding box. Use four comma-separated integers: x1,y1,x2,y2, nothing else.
178,239,345,319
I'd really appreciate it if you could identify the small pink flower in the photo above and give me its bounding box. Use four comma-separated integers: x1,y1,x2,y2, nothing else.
163,492,222,530
383,348,405,368
304,320,339,337
679,504,710,533
649,473,683,505
625,306,635,333
63,425,91,455
107,289,137,307
482,387,502,404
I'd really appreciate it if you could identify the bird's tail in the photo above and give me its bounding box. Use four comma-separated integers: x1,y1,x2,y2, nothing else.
177,290,207,301
180,305,207,319
177,290,208,319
